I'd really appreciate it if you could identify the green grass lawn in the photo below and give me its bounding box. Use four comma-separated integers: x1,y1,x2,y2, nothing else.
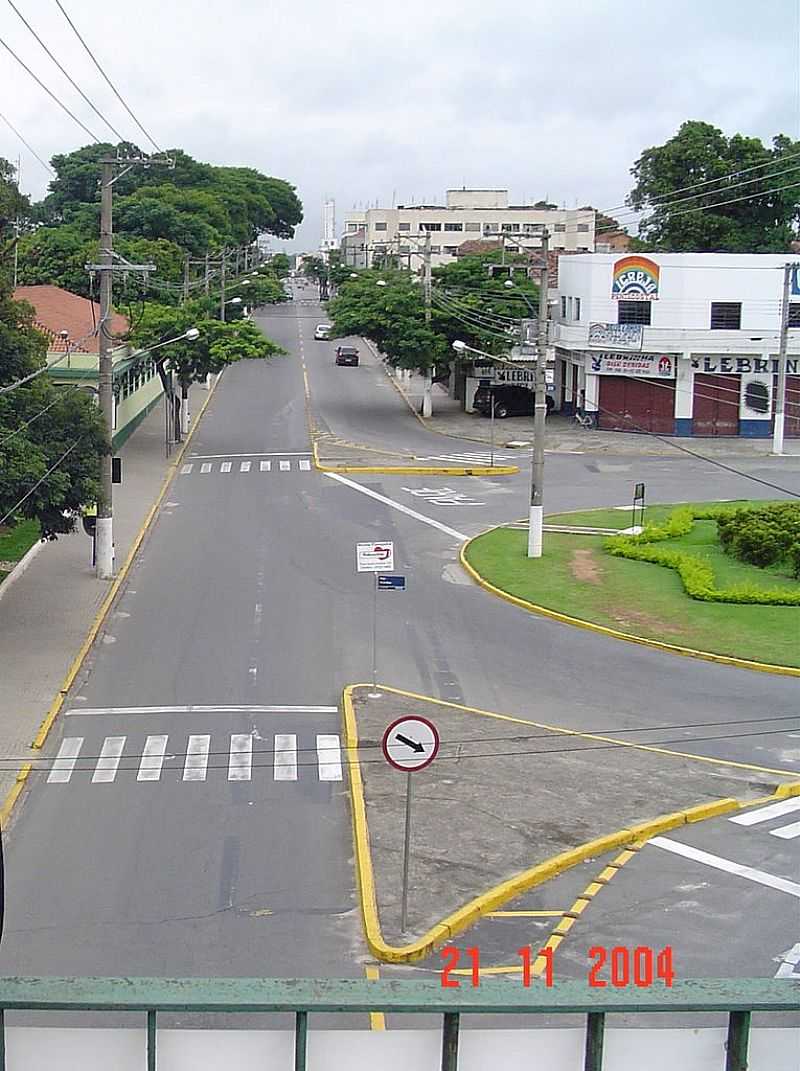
0,519,41,585
545,500,765,531
466,503,800,667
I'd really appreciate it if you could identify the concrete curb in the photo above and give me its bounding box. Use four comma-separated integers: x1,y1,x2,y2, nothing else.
342,683,800,964
0,538,44,605
29,375,223,754
459,526,800,679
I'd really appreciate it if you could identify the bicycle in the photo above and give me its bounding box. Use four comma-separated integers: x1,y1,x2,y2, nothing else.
572,409,594,429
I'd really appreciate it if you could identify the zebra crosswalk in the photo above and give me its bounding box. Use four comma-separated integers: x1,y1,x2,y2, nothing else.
729,797,800,840
416,450,523,465
181,457,313,476
46,733,343,786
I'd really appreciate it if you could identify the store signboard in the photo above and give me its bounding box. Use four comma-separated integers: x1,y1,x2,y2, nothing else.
586,352,676,378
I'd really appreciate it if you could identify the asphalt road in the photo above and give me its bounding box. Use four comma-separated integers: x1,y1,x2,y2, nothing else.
1,291,797,1005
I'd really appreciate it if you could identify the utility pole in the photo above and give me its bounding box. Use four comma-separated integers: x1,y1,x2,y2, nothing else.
528,230,549,559
204,252,210,296
422,229,433,418
219,249,227,322
183,254,190,306
773,261,797,455
95,160,116,579
12,155,20,289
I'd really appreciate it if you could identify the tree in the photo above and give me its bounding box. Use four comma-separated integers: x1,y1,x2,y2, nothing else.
0,276,105,539
302,256,326,281
270,253,290,277
130,300,285,438
327,270,448,374
0,158,29,237
628,121,800,251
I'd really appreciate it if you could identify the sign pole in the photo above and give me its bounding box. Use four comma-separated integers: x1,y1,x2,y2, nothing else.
400,770,413,932
490,393,495,468
369,572,379,697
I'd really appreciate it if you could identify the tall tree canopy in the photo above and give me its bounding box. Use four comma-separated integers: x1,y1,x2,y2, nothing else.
628,121,800,251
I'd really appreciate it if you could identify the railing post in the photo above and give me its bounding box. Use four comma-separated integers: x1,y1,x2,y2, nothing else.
441,1011,460,1071
584,1012,605,1071
0,1008,5,1071
294,1010,308,1071
725,1010,751,1071
147,1009,156,1071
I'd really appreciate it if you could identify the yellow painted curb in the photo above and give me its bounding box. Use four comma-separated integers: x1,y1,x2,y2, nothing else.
459,528,800,678
343,682,800,964
0,763,32,829
29,375,222,754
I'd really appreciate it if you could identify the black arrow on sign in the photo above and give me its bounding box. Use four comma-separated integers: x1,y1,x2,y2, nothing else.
395,732,424,754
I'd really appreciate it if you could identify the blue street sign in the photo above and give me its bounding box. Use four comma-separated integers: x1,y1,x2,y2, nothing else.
377,574,406,591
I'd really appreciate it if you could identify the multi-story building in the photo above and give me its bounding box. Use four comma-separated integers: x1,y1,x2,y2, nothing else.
341,190,595,269
553,253,800,438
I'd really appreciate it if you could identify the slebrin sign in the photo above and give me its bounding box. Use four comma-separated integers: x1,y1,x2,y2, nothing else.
611,256,660,301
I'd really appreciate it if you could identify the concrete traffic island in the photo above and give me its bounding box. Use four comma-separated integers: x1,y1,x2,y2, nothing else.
343,684,799,963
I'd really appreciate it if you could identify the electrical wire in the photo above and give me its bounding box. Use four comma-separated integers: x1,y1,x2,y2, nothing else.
5,0,128,143
0,33,99,143
53,0,163,154
0,325,101,395
0,109,54,176
0,439,80,526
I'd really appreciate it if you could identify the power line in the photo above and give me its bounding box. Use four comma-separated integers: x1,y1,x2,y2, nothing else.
53,0,163,154
0,109,54,176
0,439,80,526
0,325,101,396
0,33,99,143
5,0,128,144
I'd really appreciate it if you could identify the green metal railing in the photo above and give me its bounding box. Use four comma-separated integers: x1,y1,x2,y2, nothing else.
0,977,794,1071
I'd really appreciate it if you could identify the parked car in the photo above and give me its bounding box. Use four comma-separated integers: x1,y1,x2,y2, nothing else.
314,323,332,340
335,345,359,366
473,384,554,418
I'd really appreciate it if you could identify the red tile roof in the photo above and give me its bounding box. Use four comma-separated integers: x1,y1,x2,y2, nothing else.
13,285,129,354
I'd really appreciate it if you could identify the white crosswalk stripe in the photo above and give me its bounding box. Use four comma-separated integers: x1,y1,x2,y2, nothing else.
228,734,253,781
48,737,83,783
92,736,125,783
181,464,193,475
299,459,312,471
274,733,297,780
181,458,311,475
45,733,343,786
200,463,212,474
730,797,800,840
183,735,210,781
279,460,290,472
138,735,168,781
418,452,521,465
260,460,271,472
240,461,251,472
220,462,232,473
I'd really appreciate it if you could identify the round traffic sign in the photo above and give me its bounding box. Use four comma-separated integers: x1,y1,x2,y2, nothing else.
381,716,440,772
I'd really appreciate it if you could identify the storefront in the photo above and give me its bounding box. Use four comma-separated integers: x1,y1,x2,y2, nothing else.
587,351,678,434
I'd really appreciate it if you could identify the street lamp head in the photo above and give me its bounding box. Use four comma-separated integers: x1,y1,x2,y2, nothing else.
228,297,242,305
452,340,467,353
349,272,358,278
504,279,514,289
184,327,200,341
376,279,387,287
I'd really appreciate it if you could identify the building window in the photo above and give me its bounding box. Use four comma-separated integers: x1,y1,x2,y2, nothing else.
618,300,651,325
465,222,481,232
347,223,359,232
483,223,498,233
443,245,458,255
560,296,567,319
430,245,441,254
710,302,741,330
554,224,566,232
398,222,411,231
789,302,800,327
399,245,410,253
444,222,463,232
420,222,442,231
523,223,543,233
577,223,590,232
574,297,581,321
501,223,517,233
374,222,388,231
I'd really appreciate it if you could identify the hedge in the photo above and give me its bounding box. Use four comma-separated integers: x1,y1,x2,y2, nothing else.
605,506,800,606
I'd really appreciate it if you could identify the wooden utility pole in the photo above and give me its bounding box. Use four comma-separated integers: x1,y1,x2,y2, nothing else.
528,231,549,558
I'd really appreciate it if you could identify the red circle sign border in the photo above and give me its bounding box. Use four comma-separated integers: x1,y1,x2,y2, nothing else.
381,715,440,772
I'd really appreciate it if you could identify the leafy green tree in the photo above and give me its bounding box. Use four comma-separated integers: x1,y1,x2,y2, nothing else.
327,269,448,373
0,158,29,237
0,277,105,538
15,225,96,295
270,253,290,277
302,255,326,281
628,121,800,251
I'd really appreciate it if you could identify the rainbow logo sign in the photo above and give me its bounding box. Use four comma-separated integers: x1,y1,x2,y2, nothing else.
611,256,660,301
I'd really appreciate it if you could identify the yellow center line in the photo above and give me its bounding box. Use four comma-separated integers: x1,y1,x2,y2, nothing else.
487,910,564,918
364,965,386,1031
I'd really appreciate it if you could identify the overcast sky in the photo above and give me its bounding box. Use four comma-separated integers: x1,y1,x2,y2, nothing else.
1,0,797,252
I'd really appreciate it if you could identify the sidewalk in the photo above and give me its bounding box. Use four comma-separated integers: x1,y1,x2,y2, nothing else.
0,382,213,813
386,365,800,458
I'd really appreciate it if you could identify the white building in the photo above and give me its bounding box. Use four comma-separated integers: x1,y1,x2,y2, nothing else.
320,198,337,256
341,190,595,269
553,253,800,438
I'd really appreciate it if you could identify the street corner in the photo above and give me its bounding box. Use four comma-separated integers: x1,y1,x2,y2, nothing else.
342,684,799,961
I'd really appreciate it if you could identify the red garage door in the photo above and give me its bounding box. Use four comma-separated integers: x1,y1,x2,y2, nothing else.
786,375,800,437
693,374,739,436
598,376,675,433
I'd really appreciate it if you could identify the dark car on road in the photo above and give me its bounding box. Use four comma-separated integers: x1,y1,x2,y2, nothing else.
473,384,554,418
335,345,359,366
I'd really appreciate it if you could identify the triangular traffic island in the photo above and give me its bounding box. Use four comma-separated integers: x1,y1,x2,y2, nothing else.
342,684,800,963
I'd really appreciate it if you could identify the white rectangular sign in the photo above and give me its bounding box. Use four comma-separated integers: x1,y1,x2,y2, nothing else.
356,541,394,572
588,322,643,350
586,352,676,379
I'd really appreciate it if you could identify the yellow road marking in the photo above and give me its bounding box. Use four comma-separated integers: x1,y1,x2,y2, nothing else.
364,965,386,1030
487,910,563,918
